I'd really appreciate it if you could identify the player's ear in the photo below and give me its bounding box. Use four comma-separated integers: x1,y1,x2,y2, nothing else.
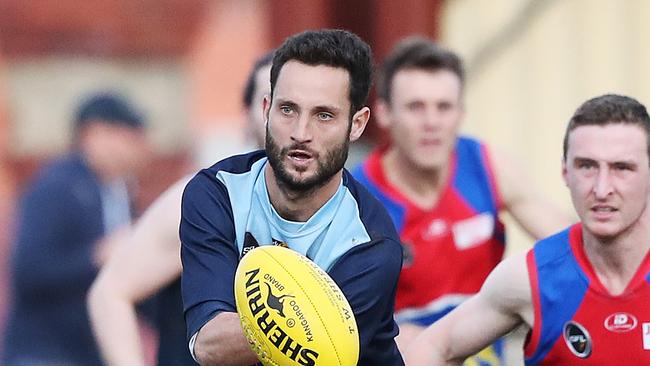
458,98,466,121
374,99,391,129
262,95,271,126
562,158,569,186
349,106,370,142
241,106,254,141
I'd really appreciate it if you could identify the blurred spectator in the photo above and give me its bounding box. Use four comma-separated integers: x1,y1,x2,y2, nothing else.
87,52,273,366
3,92,150,366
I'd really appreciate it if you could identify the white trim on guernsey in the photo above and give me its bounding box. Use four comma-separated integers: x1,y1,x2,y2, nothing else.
188,331,199,362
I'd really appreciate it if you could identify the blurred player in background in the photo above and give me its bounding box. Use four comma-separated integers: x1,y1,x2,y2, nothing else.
243,52,276,149
352,37,570,364
87,52,274,366
3,92,150,366
405,93,650,365
181,29,403,365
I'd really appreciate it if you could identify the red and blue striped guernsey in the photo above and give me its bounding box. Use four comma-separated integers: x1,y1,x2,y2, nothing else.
525,223,650,365
353,136,506,364
353,136,505,323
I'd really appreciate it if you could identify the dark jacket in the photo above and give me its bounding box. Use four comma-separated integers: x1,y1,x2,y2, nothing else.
3,153,107,365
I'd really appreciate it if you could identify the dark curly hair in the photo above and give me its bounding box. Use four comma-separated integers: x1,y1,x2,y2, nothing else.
270,29,373,117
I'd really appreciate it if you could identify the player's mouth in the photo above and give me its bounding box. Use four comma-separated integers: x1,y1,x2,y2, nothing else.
590,205,617,220
419,137,443,147
286,149,315,169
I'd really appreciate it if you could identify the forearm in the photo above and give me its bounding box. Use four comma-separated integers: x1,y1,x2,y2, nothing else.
88,282,146,366
404,326,463,366
395,323,425,354
194,312,258,366
407,255,530,366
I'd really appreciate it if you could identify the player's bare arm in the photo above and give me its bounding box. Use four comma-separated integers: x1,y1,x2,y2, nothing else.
88,178,188,366
395,323,426,352
192,312,259,366
404,251,533,365
490,146,573,239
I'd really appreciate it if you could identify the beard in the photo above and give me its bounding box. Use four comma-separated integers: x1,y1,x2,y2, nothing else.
265,125,349,194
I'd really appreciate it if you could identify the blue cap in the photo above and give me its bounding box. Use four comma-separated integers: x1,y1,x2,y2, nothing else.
75,92,144,129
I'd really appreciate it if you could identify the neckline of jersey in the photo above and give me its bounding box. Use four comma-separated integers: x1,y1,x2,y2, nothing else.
256,163,346,238
367,147,457,214
569,224,650,297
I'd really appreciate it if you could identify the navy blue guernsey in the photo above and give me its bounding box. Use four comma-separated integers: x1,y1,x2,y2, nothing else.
181,150,404,365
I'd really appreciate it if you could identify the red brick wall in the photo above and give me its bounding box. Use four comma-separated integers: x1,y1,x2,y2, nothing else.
0,0,209,57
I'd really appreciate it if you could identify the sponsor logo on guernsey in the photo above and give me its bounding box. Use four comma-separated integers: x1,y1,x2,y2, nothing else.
272,238,289,248
244,268,319,365
452,213,495,250
563,321,592,358
604,312,637,333
422,219,448,240
643,323,650,350
241,232,260,259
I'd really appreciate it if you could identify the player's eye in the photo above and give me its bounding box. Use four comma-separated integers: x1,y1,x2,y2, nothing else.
613,163,634,171
280,106,293,115
438,102,453,112
576,160,596,170
317,112,334,121
406,101,425,112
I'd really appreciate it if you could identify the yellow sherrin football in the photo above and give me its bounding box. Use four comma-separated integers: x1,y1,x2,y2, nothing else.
234,245,359,366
